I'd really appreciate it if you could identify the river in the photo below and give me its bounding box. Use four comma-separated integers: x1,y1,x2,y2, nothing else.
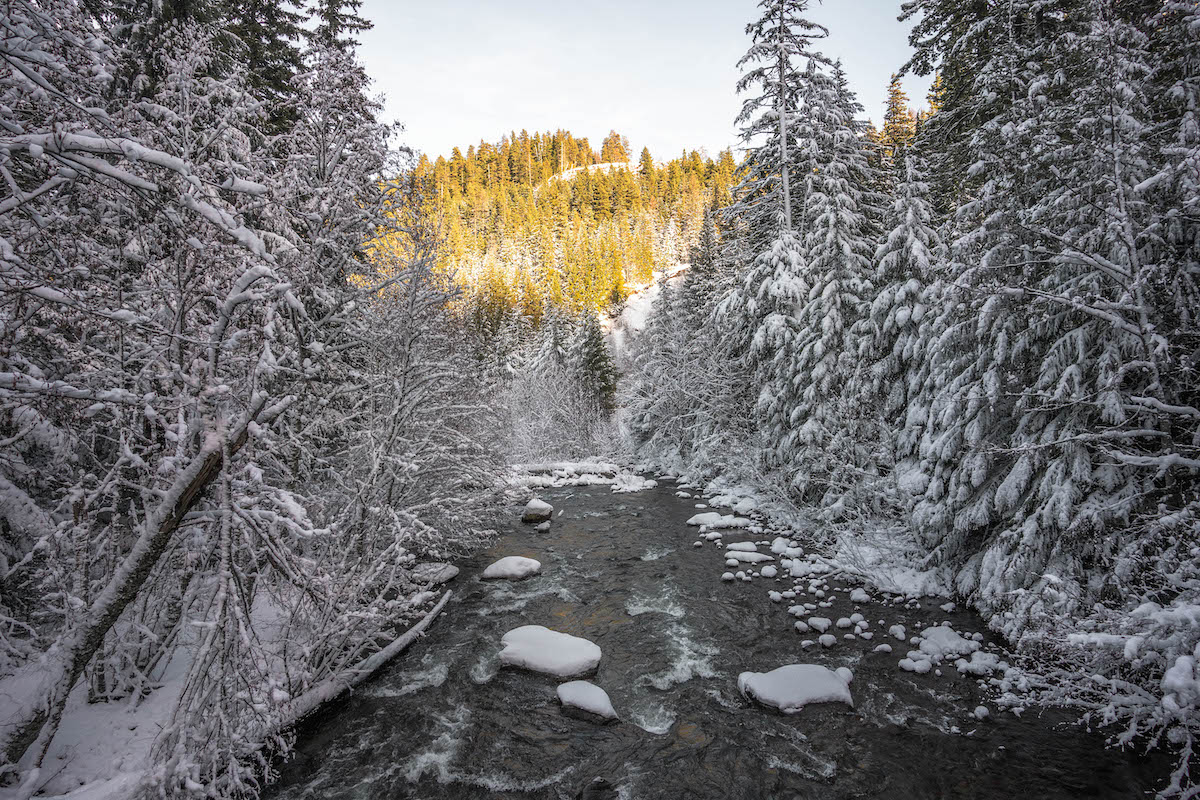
266,479,1166,799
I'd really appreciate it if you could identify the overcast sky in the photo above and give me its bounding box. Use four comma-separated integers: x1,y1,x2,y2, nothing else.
358,0,933,161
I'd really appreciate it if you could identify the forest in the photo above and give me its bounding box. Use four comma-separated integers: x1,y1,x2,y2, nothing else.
0,0,1198,798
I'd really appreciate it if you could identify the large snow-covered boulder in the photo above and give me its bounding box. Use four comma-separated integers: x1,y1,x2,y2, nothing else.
557,680,618,721
737,664,853,714
522,498,554,523
481,556,542,580
499,625,602,677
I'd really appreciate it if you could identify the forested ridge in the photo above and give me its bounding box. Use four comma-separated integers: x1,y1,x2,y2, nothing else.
1,0,1199,797
413,131,737,328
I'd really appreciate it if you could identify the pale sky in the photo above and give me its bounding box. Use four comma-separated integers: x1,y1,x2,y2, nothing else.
358,0,933,162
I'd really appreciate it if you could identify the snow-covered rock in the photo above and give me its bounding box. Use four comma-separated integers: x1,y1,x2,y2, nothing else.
557,680,618,721
535,521,551,532
849,588,871,603
724,551,774,564
760,565,778,578
737,664,853,713
807,617,832,633
481,556,542,580
522,498,554,522
411,563,459,585
686,512,752,528
499,626,601,677
726,542,757,552
819,634,837,648
917,625,981,661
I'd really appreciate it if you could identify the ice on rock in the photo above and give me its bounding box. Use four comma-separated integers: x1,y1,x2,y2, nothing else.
557,680,618,721
522,498,554,523
760,565,778,578
481,556,542,580
808,617,832,633
737,664,853,713
499,625,601,677
849,588,871,603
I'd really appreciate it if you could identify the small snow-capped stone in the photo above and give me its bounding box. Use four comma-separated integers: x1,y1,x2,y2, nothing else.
819,634,837,648
849,588,871,603
521,498,554,522
808,617,832,633
836,618,853,629
940,602,956,612
726,541,757,552
899,657,932,674
781,590,795,599
557,680,618,721
794,621,810,633
973,706,990,720
725,558,740,567
835,667,853,684
889,625,907,641
722,572,736,582
736,571,747,580
481,556,541,580
873,644,893,654
850,613,864,624
768,591,783,603
860,632,874,640
693,541,703,547
535,521,551,531
761,565,778,578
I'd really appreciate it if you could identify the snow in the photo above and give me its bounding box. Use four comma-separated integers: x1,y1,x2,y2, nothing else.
481,556,542,580
498,626,602,678
807,617,832,633
686,512,753,528
522,498,554,522
412,562,460,585
737,664,853,713
724,550,774,564
916,625,981,661
760,565,778,578
611,473,658,493
849,588,871,603
557,680,618,720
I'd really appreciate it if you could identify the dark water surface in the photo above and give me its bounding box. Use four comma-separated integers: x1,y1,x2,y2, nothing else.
267,481,1166,799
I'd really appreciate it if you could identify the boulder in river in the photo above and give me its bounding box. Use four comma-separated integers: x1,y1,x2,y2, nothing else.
557,680,618,722
738,664,853,714
522,498,554,522
481,556,541,580
499,625,601,677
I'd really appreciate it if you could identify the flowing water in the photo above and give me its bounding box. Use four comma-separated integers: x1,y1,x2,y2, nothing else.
267,481,1167,800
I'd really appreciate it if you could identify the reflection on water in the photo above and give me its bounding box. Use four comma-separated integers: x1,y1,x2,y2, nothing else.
267,482,1169,800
